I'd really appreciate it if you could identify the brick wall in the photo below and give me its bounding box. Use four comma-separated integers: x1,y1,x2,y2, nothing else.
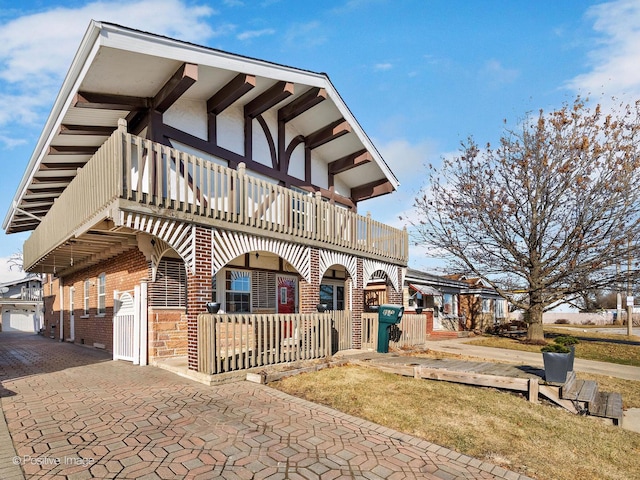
51,248,148,352
299,248,320,313
352,258,364,348
387,266,403,305
187,226,212,371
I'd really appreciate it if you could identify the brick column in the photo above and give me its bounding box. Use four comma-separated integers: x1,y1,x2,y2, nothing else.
187,226,212,371
352,257,364,348
299,248,320,313
387,265,403,305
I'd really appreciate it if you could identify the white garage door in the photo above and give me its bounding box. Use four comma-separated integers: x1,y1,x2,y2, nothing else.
2,310,36,332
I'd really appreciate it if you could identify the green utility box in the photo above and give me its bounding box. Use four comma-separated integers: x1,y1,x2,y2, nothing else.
376,304,404,353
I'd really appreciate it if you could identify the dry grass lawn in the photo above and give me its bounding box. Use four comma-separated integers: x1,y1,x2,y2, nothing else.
273,365,640,480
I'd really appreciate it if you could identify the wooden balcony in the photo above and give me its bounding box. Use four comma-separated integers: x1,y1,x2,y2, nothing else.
24,121,408,271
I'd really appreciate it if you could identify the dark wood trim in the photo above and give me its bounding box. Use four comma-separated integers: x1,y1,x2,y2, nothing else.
73,92,149,110
304,147,311,184
328,149,372,174
244,116,253,163
244,81,294,119
40,161,86,170
351,179,394,202
256,115,278,169
306,119,351,150
207,73,256,114
58,125,116,136
47,146,98,155
282,135,305,174
162,123,357,209
153,63,198,113
278,87,326,123
26,187,65,195
208,112,217,144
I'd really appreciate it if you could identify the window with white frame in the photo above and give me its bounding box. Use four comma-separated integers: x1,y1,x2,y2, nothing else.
319,283,345,311
442,293,457,316
225,270,251,313
495,298,507,319
83,280,90,316
97,273,106,315
482,298,492,313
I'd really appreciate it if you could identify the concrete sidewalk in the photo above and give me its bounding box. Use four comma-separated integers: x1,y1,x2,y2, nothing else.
0,332,533,479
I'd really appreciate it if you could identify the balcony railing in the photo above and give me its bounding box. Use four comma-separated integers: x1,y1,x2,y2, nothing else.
24,121,408,270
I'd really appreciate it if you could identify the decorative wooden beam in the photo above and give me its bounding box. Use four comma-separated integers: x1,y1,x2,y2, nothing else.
278,87,326,123
162,123,358,207
26,187,65,196
153,63,198,113
58,124,116,136
256,116,277,169
244,81,294,119
328,149,373,175
306,119,351,150
73,92,150,110
351,179,394,202
40,161,86,170
47,146,98,155
207,73,256,114
282,135,305,174
295,185,356,210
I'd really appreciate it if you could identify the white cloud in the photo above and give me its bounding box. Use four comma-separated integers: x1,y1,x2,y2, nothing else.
376,138,437,190
374,63,393,71
480,59,519,87
0,0,217,135
568,0,640,101
359,137,438,245
284,21,327,48
237,28,275,41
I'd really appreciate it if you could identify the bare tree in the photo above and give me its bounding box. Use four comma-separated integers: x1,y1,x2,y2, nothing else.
8,250,23,272
412,98,640,341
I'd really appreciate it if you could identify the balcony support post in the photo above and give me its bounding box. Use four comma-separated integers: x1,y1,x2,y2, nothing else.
187,226,213,371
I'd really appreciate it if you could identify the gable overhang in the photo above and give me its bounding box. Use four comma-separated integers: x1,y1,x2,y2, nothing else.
3,21,399,235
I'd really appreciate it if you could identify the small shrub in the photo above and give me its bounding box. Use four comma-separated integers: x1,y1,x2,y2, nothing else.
541,343,571,353
553,335,579,346
581,320,595,325
554,319,569,324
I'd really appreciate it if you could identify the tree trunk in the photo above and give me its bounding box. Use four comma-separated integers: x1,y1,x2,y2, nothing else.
526,298,545,342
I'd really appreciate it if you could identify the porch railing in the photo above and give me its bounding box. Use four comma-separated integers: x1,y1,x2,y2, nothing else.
24,122,408,270
198,312,337,374
361,313,428,350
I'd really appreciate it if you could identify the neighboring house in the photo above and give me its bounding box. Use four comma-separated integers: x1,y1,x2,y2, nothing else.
402,268,468,335
2,21,408,371
0,276,43,332
443,274,508,330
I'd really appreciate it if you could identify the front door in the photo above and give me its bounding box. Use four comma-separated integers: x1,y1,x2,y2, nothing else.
277,276,297,339
277,276,297,313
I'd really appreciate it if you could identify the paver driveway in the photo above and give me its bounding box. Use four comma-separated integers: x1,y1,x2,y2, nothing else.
0,332,531,479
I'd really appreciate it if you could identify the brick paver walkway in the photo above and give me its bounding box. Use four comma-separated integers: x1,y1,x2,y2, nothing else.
0,332,532,479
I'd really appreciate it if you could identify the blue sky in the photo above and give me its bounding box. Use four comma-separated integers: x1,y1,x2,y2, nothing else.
0,0,638,281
